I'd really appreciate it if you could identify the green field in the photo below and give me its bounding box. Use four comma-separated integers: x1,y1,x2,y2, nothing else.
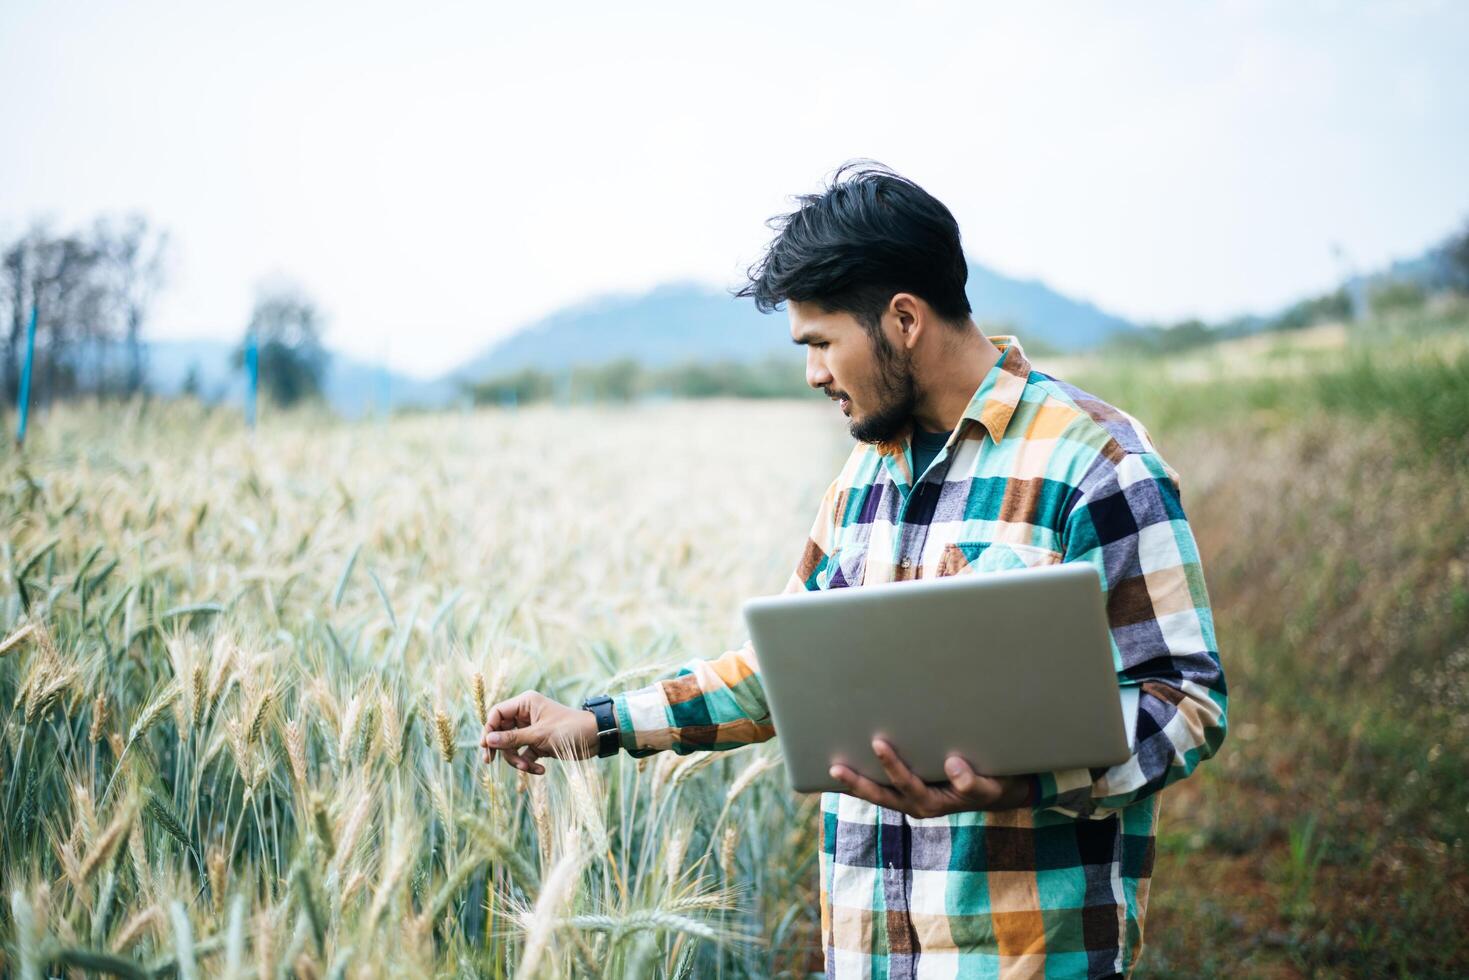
2,305,1466,977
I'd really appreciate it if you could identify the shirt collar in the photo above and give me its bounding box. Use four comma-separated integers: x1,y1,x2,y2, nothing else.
874,334,1033,457
963,334,1033,444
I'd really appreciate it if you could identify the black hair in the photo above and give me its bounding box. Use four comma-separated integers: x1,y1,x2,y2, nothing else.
735,160,972,333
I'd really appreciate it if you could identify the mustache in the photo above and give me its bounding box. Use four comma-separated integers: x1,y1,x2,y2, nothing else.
823,388,849,401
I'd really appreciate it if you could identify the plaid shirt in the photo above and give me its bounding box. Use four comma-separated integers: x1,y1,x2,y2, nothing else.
612,336,1228,978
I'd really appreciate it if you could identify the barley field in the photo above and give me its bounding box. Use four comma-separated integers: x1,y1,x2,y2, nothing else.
2,306,1467,977
0,398,849,977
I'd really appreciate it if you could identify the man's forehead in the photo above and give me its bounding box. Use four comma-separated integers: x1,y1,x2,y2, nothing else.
788,301,853,341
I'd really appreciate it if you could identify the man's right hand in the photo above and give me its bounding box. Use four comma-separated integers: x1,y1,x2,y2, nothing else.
479,691,600,774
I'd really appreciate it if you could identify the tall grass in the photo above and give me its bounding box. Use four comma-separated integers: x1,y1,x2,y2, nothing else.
1090,318,1469,977
1313,345,1469,455
1069,317,1469,460
0,399,844,977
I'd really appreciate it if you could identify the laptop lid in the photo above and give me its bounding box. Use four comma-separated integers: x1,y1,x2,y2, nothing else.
742,562,1138,794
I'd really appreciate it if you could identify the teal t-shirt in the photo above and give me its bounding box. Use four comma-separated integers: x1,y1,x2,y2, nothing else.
910,424,952,482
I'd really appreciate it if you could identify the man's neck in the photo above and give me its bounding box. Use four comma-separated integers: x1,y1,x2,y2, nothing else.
910,324,1002,433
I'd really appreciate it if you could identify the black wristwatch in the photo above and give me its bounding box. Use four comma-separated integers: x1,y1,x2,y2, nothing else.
580,695,621,758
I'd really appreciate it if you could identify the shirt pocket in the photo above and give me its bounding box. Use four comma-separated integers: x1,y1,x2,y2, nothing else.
936,540,1063,577
818,542,869,590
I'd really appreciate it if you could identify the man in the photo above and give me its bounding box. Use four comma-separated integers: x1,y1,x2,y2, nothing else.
480,162,1228,978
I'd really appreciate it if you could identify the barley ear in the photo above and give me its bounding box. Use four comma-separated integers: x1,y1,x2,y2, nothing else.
0,621,38,657
528,776,553,871
284,716,308,790
471,672,488,727
378,691,403,767
144,794,191,852
79,804,134,883
114,905,161,951
207,848,228,919
88,694,109,744
433,708,455,765
310,792,335,858
720,823,740,881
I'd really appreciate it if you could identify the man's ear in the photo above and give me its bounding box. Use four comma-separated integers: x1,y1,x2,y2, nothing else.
890,293,925,351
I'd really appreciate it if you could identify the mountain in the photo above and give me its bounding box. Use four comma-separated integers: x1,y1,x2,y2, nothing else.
1345,249,1453,301
449,282,792,380
127,236,1468,414
143,260,1143,414
963,264,1140,349
453,261,1143,380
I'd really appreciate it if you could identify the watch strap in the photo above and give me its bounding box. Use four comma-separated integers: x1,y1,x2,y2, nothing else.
581,695,620,758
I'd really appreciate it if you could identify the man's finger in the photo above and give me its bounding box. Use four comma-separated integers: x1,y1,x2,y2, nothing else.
514,745,546,776
829,763,903,811
871,738,931,799
500,739,536,773
944,755,975,792
486,691,538,733
483,692,543,765
486,725,541,753
944,755,999,804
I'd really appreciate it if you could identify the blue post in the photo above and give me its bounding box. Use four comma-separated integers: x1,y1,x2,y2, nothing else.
244,329,259,429
15,303,38,446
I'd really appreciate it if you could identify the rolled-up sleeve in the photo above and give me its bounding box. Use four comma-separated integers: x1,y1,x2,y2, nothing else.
1032,450,1229,818
611,477,843,756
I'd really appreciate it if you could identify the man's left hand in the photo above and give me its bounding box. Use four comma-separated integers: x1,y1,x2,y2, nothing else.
828,738,1034,817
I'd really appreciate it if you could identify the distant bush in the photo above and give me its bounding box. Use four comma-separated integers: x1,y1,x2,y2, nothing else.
650,356,811,399
465,356,815,406
465,367,555,406
1271,287,1352,332
571,357,642,402
1368,279,1428,317
1074,338,1469,458
1315,346,1469,455
1104,320,1217,357
1441,217,1469,294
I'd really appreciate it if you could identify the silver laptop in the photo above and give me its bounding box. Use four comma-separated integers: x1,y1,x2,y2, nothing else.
742,562,1139,794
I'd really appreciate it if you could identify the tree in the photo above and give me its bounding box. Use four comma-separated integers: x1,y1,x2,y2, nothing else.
1442,218,1469,295
234,282,329,408
96,215,168,396
1,216,170,407
1,223,109,407
466,368,554,406
2,232,34,406
181,362,202,399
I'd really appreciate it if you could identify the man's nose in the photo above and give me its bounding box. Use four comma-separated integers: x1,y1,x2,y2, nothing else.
806,350,832,390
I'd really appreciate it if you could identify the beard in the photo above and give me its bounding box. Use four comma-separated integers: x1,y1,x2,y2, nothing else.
844,330,917,444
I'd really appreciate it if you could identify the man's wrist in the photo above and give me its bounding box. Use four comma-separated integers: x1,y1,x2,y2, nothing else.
579,695,621,758
1024,773,1042,807
992,774,1038,810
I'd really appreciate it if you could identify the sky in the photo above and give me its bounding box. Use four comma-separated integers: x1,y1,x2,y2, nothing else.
2,0,1466,378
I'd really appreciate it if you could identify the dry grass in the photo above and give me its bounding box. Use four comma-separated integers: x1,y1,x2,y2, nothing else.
0,399,844,977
